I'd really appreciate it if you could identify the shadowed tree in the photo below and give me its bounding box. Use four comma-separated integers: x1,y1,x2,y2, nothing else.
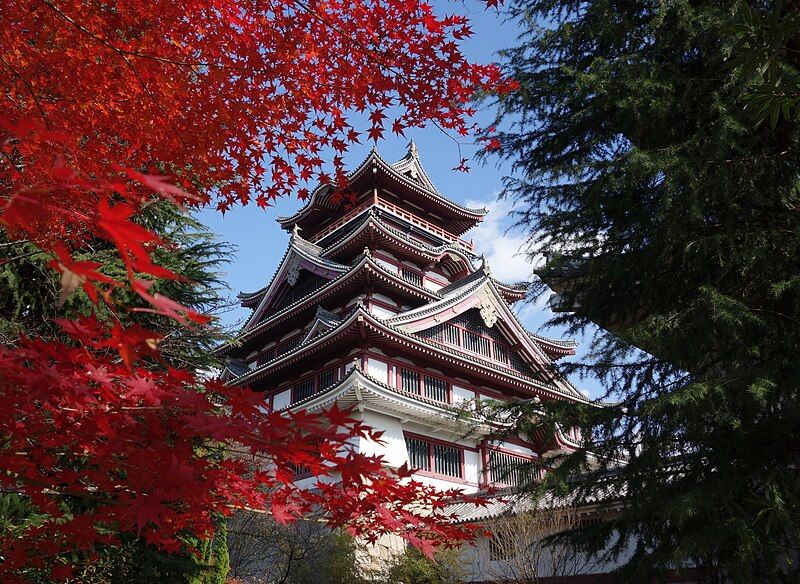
486,1,800,581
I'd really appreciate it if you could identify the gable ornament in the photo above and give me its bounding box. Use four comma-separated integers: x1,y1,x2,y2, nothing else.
476,286,498,328
286,261,301,286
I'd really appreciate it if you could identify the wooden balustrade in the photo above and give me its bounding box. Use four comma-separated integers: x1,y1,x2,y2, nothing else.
308,195,475,252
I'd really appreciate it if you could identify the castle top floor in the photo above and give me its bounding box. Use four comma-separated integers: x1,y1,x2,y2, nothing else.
277,143,487,251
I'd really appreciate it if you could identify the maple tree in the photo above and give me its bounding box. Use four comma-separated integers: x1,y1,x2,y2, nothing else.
0,0,508,579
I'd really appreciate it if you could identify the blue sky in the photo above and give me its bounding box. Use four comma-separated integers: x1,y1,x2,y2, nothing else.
197,2,605,398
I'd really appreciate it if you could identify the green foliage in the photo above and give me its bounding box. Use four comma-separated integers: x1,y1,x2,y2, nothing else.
490,0,800,581
227,514,370,584
0,201,234,369
385,547,462,584
0,202,234,581
728,1,800,127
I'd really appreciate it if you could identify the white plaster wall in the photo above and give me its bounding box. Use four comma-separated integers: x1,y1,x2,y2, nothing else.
451,385,476,408
374,258,398,274
423,279,443,292
272,389,292,411
494,441,535,458
459,529,642,583
372,292,396,306
425,270,450,285
464,449,480,484
370,305,396,319
356,410,408,469
367,358,389,384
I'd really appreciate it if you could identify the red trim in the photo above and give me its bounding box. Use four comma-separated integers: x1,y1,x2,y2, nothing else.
427,320,514,368
394,363,452,404
403,432,476,484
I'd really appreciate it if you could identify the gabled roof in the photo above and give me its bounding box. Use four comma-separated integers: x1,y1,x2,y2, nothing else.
390,139,439,193
241,228,349,329
277,144,487,236
218,251,439,356
299,307,342,344
387,268,578,363
319,208,475,276
229,305,587,402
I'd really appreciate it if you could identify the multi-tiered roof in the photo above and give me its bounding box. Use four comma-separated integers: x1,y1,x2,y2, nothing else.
221,143,585,489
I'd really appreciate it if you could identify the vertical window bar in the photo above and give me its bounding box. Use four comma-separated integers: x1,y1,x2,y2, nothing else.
405,437,430,471
423,375,449,403
400,368,420,394
292,378,315,403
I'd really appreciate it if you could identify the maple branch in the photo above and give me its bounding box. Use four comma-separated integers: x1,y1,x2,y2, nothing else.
37,0,188,150
0,55,51,129
289,0,400,74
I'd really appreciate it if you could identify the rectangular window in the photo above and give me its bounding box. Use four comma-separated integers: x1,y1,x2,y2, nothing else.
404,435,464,479
400,368,420,393
423,375,449,403
293,378,314,403
317,367,338,391
488,450,535,487
405,437,430,472
463,330,491,357
493,342,508,364
433,443,462,478
443,324,461,346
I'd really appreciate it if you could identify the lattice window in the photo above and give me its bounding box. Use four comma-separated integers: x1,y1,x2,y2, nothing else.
443,324,461,346
433,443,462,478
463,330,491,357
405,437,430,472
404,436,463,479
400,368,420,393
256,347,275,366
423,375,448,403
493,342,508,364
317,367,338,391
488,450,536,487
292,378,315,403
276,335,302,357
400,267,423,287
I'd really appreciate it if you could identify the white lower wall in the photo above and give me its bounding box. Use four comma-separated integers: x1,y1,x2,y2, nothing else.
367,357,389,384
273,388,291,411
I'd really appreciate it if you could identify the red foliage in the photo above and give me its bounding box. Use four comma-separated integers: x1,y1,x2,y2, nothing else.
0,0,508,576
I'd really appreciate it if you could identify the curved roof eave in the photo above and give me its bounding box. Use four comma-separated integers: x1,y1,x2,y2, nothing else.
217,253,440,356
226,305,586,403
241,231,350,330
320,210,477,267
276,148,488,228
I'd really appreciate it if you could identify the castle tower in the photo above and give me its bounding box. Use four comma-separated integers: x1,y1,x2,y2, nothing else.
220,144,585,496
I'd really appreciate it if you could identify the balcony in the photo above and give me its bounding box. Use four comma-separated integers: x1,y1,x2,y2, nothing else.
310,194,475,252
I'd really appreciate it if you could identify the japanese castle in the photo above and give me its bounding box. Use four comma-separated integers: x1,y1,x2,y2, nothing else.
220,143,609,580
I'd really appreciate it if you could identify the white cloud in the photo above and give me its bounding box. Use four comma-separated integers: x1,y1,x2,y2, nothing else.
465,195,540,284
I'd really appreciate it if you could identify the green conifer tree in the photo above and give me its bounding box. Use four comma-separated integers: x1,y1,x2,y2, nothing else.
0,201,235,582
488,1,800,581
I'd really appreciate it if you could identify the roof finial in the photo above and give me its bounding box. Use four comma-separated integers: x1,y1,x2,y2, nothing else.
292,223,302,238
480,254,491,275
407,138,419,159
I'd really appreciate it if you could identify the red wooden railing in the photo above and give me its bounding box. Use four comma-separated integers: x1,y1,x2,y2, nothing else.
309,193,475,252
